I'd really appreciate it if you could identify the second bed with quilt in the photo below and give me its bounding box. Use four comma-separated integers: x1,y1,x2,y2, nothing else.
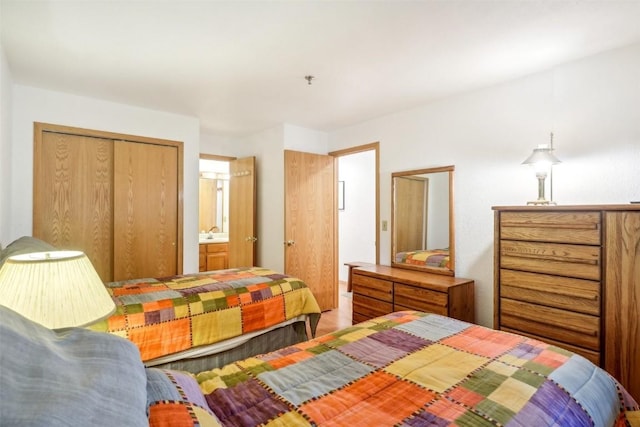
90,266,321,371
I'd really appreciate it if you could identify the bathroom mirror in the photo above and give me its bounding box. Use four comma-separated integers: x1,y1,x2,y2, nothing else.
391,165,455,276
199,157,230,235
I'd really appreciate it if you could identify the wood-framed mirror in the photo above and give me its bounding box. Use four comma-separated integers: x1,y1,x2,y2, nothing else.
391,165,455,276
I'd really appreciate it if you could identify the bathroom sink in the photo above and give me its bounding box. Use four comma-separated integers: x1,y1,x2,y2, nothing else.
199,233,229,243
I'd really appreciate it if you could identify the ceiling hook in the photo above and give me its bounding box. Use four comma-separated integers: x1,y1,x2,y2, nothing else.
304,75,315,85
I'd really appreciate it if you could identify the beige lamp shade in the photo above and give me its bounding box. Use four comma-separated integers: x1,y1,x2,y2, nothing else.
0,250,115,329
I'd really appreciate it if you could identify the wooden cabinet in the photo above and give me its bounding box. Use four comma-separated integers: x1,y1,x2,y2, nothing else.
493,205,640,400
200,243,228,272
351,265,474,324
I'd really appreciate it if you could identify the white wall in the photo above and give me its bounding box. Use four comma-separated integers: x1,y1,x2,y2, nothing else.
328,43,640,327
338,150,376,281
0,44,12,245
236,125,286,270
9,85,202,272
199,131,238,157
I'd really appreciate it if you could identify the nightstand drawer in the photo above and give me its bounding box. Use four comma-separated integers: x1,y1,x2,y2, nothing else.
500,298,600,351
352,273,392,303
499,211,601,244
500,269,600,316
394,283,447,314
500,241,601,280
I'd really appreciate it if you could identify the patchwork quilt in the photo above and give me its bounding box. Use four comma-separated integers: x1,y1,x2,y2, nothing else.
396,248,450,268
90,267,321,362
162,311,638,427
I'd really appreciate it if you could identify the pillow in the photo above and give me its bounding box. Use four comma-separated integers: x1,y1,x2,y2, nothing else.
0,236,57,267
0,306,149,426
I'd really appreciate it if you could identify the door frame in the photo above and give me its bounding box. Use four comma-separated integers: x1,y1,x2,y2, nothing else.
328,142,380,273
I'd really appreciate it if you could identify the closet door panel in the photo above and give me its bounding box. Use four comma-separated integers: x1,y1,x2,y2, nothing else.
34,131,114,281
113,141,178,280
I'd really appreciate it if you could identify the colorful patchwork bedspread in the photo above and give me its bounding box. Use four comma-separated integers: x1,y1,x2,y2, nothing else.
90,267,321,362
396,248,450,268
152,311,638,427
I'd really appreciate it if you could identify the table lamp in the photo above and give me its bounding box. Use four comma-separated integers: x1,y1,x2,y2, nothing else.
0,250,115,329
522,139,561,206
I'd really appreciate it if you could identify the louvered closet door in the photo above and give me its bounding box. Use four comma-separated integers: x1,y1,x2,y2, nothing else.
113,141,178,281
33,131,114,282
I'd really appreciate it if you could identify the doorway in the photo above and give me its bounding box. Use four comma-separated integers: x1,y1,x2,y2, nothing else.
329,142,379,288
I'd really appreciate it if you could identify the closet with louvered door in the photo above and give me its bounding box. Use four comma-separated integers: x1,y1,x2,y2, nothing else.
33,123,183,282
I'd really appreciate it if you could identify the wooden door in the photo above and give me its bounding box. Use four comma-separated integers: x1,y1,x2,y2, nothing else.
228,156,256,268
395,176,426,252
33,131,114,281
113,141,178,280
284,150,337,311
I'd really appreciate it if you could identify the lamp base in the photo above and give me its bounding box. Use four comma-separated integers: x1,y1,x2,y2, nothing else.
526,200,557,206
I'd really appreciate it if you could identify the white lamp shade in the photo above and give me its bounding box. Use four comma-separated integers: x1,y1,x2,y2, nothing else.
0,251,115,329
522,145,562,169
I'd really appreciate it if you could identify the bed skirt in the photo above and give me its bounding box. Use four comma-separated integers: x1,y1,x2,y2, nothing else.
145,319,309,372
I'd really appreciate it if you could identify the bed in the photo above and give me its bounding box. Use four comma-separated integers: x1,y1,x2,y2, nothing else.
88,266,321,372
2,307,639,426
168,310,639,426
395,248,450,268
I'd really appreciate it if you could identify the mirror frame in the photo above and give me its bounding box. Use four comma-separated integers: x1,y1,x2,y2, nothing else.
391,165,455,276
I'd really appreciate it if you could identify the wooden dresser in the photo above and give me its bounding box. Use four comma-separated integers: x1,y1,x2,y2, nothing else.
493,205,640,400
351,265,475,324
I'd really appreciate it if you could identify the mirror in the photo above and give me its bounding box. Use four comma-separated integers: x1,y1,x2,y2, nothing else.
391,165,455,276
199,157,230,237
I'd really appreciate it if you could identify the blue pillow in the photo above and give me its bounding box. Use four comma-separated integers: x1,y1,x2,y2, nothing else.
0,306,148,426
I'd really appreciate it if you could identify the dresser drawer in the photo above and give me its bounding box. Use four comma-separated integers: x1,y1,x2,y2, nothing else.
500,241,601,280
499,269,600,316
352,273,393,303
500,298,600,351
500,211,601,244
394,283,448,315
353,293,393,322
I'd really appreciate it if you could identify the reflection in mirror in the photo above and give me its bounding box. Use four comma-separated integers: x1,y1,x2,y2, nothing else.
391,165,454,276
199,158,229,234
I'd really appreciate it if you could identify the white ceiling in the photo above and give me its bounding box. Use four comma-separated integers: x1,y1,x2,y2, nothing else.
3,1,640,137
